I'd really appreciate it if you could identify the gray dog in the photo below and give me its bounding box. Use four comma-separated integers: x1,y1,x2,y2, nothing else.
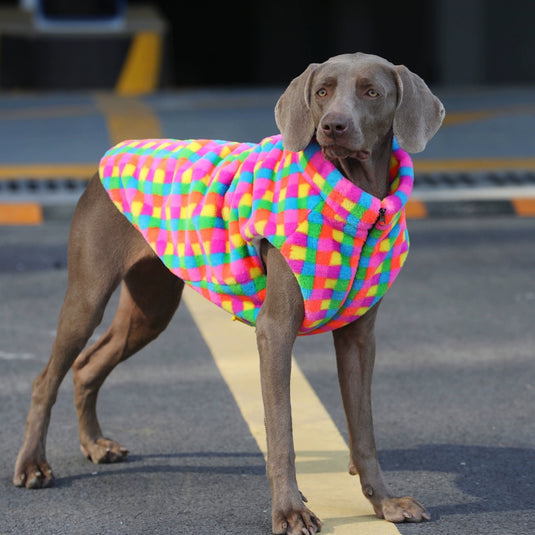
14,52,444,535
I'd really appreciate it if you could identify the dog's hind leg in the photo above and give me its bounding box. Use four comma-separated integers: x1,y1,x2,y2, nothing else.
72,257,183,464
13,175,154,488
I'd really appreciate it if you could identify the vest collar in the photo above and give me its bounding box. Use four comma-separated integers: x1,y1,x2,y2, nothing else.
296,136,413,230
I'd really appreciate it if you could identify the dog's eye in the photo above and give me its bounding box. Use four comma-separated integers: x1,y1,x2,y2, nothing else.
317,88,328,97
366,89,379,98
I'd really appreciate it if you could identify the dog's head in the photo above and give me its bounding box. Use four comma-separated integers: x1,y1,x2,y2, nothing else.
275,52,445,159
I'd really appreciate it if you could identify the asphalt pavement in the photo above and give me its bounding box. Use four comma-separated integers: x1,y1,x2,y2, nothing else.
0,86,534,534
0,217,533,535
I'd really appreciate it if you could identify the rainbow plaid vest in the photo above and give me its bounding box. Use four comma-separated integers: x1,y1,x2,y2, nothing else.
99,134,413,335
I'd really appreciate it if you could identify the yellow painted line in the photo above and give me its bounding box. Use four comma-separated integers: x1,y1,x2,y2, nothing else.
95,94,162,145
512,198,535,217
2,158,533,182
0,95,162,180
415,158,535,173
0,164,95,180
442,104,535,126
183,287,400,534
442,110,496,126
115,32,163,96
0,203,42,225
405,199,428,219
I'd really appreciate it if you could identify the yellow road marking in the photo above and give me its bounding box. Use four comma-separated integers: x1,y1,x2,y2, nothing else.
0,164,95,180
94,94,162,145
115,32,163,96
442,110,496,125
1,157,533,181
415,157,535,173
511,198,535,216
0,203,42,225
0,95,162,181
182,287,400,534
405,199,428,219
442,103,535,126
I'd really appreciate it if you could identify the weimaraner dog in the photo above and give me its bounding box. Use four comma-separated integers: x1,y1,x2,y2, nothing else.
14,52,444,534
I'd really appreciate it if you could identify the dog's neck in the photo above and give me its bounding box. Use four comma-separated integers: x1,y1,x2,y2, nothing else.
330,132,393,200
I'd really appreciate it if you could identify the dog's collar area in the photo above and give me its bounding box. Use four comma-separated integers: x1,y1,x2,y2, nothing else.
303,136,413,232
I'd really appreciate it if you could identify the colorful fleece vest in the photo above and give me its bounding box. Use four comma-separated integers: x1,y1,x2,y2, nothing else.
99,134,413,335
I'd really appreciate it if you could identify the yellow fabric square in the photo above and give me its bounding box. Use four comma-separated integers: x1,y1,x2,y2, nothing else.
123,163,136,177
320,299,332,310
224,274,238,285
201,203,217,218
139,165,149,182
298,182,310,197
284,153,292,167
290,244,307,261
154,168,165,184
220,145,232,159
263,189,274,203
330,251,342,265
241,192,252,209
379,238,392,252
242,300,255,311
366,285,378,296
341,197,356,213
131,200,143,217
230,232,244,248
253,218,267,237
332,229,344,243
182,167,192,185
324,278,337,289
220,296,234,313
310,171,325,189
249,266,263,279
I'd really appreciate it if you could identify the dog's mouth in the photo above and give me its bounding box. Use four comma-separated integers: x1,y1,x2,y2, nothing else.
321,144,370,162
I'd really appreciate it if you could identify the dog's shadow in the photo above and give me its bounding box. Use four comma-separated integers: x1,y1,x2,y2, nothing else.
56,445,534,519
55,450,267,487
379,444,534,518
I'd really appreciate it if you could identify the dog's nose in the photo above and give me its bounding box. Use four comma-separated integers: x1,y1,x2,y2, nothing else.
321,113,349,137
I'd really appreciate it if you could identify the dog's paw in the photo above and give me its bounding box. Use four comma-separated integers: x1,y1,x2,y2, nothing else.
374,496,430,523
80,437,129,464
13,459,54,489
272,499,322,534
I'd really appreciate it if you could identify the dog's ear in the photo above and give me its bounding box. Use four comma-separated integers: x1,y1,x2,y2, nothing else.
275,63,319,152
393,65,445,153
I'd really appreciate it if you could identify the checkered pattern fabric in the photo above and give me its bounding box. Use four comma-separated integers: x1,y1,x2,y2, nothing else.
99,134,413,335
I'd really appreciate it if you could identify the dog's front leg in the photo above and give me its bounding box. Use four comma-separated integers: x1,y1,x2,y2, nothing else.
257,241,322,535
333,303,430,523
